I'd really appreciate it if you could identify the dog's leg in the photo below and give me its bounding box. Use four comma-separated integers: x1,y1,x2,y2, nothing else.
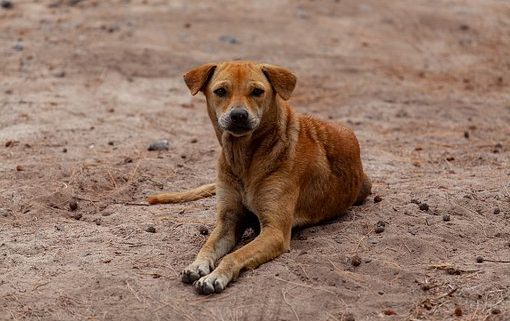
181,187,245,284
194,212,292,294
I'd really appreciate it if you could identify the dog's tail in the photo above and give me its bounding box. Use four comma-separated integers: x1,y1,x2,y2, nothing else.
147,183,215,204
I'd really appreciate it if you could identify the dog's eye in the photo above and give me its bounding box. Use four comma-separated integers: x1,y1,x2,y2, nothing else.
251,88,265,97
213,87,227,97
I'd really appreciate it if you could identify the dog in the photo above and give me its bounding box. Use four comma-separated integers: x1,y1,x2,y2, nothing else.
147,61,371,295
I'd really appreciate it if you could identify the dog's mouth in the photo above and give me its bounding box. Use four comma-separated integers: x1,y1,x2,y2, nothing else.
224,123,255,136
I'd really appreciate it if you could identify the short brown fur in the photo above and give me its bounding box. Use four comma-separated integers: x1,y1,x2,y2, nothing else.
148,61,371,294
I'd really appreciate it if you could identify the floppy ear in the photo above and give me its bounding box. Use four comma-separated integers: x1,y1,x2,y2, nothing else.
183,63,217,95
261,64,297,100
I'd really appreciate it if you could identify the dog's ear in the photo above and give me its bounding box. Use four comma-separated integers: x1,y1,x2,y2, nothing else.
261,64,297,100
183,63,217,95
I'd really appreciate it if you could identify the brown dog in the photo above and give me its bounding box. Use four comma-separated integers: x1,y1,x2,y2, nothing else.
148,61,371,294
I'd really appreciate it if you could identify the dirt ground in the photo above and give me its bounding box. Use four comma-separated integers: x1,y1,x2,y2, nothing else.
1,0,509,320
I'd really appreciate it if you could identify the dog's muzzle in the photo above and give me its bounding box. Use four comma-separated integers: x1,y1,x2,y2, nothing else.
220,107,257,135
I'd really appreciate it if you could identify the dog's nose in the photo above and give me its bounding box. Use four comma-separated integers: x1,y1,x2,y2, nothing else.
230,108,249,123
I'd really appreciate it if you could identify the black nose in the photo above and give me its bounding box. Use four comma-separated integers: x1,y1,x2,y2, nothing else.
230,108,249,123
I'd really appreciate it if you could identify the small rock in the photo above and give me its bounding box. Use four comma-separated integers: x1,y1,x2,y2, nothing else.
219,35,240,44
124,157,133,164
493,208,500,214
442,214,450,222
495,143,503,149
411,199,421,205
146,226,156,233
13,43,23,52
376,220,386,227
199,226,209,235
69,199,78,211
373,195,382,203
383,309,396,316
446,157,455,161
464,131,469,139
93,218,101,225
1,0,12,9
190,138,198,143
419,203,429,211
454,307,463,317
476,256,484,263
53,70,66,78
62,148,67,153
491,308,501,315
108,141,114,146
375,226,385,234
15,165,24,171
148,139,169,151
68,0,84,6
351,255,362,267
459,24,470,31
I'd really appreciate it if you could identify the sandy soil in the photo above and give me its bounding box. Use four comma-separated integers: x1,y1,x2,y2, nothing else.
1,1,509,320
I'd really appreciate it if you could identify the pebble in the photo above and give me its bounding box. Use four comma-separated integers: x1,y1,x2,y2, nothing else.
375,226,385,233
148,139,169,151
493,208,500,214
1,0,12,9
491,308,501,315
199,226,209,235
351,255,362,267
442,214,450,222
373,195,382,203
53,70,66,78
13,43,23,52
419,203,429,211
464,131,469,139
68,0,84,5
146,226,156,233
219,35,240,44
411,199,421,205
69,199,78,211
476,256,484,263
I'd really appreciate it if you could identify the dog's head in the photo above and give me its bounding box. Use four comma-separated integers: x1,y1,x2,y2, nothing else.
183,61,296,137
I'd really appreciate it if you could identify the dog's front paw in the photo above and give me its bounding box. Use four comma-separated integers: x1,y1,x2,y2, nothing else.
181,260,212,284
195,273,230,295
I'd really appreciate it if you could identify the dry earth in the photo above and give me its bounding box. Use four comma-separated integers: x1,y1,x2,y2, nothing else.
1,1,509,320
